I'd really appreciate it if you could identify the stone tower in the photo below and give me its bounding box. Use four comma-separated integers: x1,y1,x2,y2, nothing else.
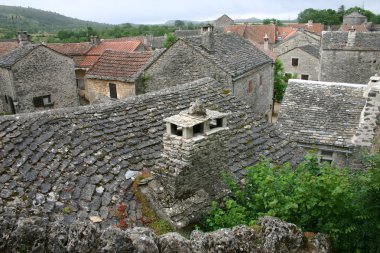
144,100,231,228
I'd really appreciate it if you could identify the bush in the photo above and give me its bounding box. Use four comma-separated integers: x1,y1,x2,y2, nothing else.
201,153,380,252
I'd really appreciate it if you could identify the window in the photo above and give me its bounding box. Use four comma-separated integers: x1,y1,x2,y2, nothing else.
33,95,53,107
210,118,224,129
109,83,117,99
76,79,84,90
248,80,254,93
292,58,299,66
301,74,309,80
319,150,333,165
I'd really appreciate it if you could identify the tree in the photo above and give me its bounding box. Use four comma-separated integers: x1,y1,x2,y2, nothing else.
262,18,283,26
298,8,340,25
174,20,185,28
163,33,177,48
273,59,288,103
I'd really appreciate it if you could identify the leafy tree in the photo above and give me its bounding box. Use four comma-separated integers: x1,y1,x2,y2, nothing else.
262,18,283,26
163,33,177,48
298,8,340,25
273,59,290,103
200,151,380,252
174,20,185,28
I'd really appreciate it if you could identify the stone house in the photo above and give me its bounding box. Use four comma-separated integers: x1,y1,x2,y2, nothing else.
277,44,320,80
286,21,325,35
0,77,304,232
343,11,368,26
273,30,321,55
142,26,274,118
213,14,234,31
0,42,78,114
319,31,380,84
278,76,380,168
84,50,157,102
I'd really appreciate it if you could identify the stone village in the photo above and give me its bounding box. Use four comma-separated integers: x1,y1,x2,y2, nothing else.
0,11,379,252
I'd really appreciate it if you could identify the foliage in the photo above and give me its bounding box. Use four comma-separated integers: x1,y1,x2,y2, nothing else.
174,20,185,28
163,33,177,48
201,152,380,252
262,18,283,26
273,59,292,103
297,6,379,25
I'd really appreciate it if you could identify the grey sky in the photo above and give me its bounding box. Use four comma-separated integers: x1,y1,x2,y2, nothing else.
2,0,380,24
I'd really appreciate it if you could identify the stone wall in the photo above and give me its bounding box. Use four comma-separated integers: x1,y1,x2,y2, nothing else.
85,78,135,103
274,33,320,55
233,64,274,117
143,40,231,93
0,216,330,253
278,48,319,80
319,50,380,84
11,46,78,113
0,68,14,114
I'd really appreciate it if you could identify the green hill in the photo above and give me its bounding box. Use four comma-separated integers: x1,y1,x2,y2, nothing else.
0,5,111,38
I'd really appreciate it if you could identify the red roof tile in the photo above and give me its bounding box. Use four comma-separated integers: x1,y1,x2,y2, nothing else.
87,41,142,56
339,24,369,32
47,43,93,56
78,55,101,68
277,27,296,40
86,50,154,81
248,40,277,61
0,41,19,56
225,24,277,44
286,23,324,35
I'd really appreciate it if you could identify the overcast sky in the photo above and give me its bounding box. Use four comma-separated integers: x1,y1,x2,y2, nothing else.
2,0,380,24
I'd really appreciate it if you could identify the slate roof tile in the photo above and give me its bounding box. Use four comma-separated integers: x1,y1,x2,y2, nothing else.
298,44,320,59
0,44,40,68
0,77,304,228
278,79,366,148
321,31,380,50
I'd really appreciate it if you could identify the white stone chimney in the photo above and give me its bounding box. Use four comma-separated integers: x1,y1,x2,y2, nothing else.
263,34,269,50
352,75,380,147
90,35,100,45
346,27,357,47
307,20,313,27
17,31,31,46
201,24,215,51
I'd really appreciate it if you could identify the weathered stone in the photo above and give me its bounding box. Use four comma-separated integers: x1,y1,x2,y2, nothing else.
98,227,134,253
67,220,97,253
81,184,96,201
47,220,69,253
159,232,192,253
127,227,159,253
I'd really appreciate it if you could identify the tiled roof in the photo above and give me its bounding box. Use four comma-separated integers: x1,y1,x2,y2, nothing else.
321,31,380,50
287,23,324,35
0,44,40,68
86,50,155,82
47,43,93,56
174,29,201,38
345,11,366,18
339,24,369,32
87,41,142,56
0,41,19,56
278,79,366,148
0,77,304,229
225,24,277,44
78,55,101,68
298,44,320,59
277,27,296,40
184,32,273,78
248,39,277,61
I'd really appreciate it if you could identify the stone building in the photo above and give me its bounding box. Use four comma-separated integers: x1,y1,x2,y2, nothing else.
0,77,304,233
278,76,380,168
143,26,274,118
319,31,380,84
0,42,78,114
343,11,368,25
273,30,320,55
278,44,320,80
213,14,234,31
286,21,325,35
84,50,157,102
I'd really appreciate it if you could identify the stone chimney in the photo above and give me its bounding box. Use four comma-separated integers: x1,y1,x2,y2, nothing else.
201,24,215,51
263,34,269,50
147,99,230,228
17,31,31,46
346,27,356,47
352,74,380,147
143,34,153,48
307,20,313,27
90,35,100,45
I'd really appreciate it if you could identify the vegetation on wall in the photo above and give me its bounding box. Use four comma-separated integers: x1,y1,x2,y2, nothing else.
199,151,380,252
163,33,177,48
273,59,293,103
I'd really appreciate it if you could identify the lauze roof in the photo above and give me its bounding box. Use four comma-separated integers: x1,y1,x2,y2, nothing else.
321,31,380,50
0,77,304,229
278,79,367,148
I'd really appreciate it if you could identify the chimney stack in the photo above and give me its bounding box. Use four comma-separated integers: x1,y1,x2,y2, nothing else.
307,20,313,27
263,34,269,50
201,24,215,51
346,27,357,47
17,31,31,46
90,35,100,45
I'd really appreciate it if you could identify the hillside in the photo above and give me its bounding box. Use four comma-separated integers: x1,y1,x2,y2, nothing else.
0,5,111,38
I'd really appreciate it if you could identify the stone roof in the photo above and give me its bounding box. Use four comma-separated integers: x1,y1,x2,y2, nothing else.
345,11,366,18
321,31,380,50
47,42,93,56
339,24,369,32
0,77,304,229
0,44,40,68
298,44,320,59
0,41,19,56
278,79,367,148
86,50,156,82
183,32,273,78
